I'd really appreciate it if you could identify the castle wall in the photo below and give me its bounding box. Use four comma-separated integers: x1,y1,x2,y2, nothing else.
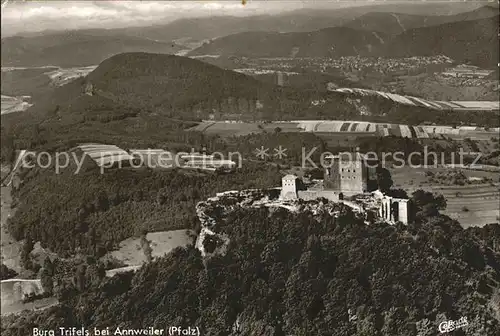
298,190,340,202
378,197,409,225
397,200,409,225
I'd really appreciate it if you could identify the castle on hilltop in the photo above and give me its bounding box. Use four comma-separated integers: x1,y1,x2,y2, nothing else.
280,153,411,225
281,152,378,200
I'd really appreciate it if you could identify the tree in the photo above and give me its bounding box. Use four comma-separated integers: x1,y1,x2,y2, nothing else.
40,268,54,296
412,189,447,218
21,238,35,270
140,232,153,263
156,191,166,205
73,265,87,292
376,167,393,193
307,168,325,180
0,264,17,280
95,191,109,212
385,188,408,199
43,258,55,276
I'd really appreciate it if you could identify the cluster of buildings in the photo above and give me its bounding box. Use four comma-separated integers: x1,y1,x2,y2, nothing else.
280,153,411,225
230,55,453,77
441,65,495,79
333,55,453,75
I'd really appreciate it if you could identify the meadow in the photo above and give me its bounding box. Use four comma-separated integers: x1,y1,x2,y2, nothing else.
390,165,499,227
106,229,193,268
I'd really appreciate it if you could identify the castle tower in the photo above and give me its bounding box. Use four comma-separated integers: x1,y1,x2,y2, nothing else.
323,153,378,195
281,174,299,200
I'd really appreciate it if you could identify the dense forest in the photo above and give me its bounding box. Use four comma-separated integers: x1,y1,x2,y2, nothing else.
1,191,499,336
6,162,282,259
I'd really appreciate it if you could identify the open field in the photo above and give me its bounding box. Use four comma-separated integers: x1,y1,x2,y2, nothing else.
1,296,58,316
187,120,499,141
188,121,301,137
1,95,32,115
0,278,58,316
44,66,97,87
388,73,500,102
390,166,499,227
105,265,142,277
107,229,193,267
333,87,500,112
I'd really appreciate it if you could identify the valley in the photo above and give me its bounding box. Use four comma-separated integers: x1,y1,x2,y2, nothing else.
1,65,97,113
0,95,32,115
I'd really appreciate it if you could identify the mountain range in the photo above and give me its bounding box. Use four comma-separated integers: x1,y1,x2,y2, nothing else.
189,14,499,68
2,4,497,68
1,32,182,67
382,15,499,68
6,3,486,40
343,5,499,35
189,28,387,58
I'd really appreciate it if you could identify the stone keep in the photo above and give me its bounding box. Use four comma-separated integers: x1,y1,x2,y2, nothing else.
281,174,299,200
324,153,378,195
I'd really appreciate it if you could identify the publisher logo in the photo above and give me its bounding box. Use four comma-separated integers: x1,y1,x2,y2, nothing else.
438,317,468,333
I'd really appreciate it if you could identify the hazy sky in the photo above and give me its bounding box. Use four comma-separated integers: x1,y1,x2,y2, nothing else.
0,0,492,36
1,1,333,35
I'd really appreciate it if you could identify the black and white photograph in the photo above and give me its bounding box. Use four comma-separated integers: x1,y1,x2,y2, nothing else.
1,0,499,335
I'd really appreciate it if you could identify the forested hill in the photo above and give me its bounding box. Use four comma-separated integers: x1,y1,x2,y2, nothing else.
342,5,500,35
1,32,182,68
84,52,269,112
2,193,499,335
188,28,388,58
379,15,499,69
189,15,499,69
23,52,359,121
